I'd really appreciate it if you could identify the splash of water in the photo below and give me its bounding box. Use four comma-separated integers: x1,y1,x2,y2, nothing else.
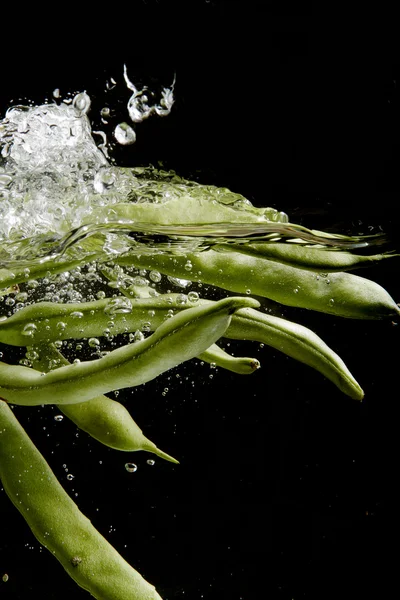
0,73,384,270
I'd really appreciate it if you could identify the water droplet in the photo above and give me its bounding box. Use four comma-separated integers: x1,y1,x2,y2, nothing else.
125,463,137,473
15,291,28,302
88,338,100,348
167,276,190,288
21,322,37,337
104,297,132,316
73,92,91,115
114,122,136,145
293,288,299,294
56,321,66,331
188,291,199,303
141,321,152,333
130,330,144,343
184,261,193,272
328,298,335,307
149,270,162,283
176,294,188,306
70,311,84,319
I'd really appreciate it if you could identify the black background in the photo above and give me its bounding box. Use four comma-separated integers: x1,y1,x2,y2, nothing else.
1,1,399,599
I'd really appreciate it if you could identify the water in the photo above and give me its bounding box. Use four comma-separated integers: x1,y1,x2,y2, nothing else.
0,85,384,272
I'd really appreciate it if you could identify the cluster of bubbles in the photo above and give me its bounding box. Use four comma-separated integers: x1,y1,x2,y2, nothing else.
0,259,202,369
0,66,176,243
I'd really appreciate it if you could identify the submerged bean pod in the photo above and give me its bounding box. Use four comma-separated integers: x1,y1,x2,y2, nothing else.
198,342,260,374
31,343,179,462
0,296,259,405
117,249,400,319
0,400,163,600
0,295,200,347
225,308,364,400
216,242,399,272
0,292,363,397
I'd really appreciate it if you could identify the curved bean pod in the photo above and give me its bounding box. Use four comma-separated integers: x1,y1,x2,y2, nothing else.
198,343,260,374
0,296,259,405
31,344,179,462
225,307,364,400
216,243,399,272
117,249,400,319
0,400,163,600
1,293,364,397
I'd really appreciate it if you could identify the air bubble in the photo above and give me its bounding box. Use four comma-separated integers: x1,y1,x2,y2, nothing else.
114,122,136,145
104,297,132,316
167,276,190,288
54,415,64,422
130,330,144,343
176,294,188,306
21,323,37,337
70,311,84,319
188,291,199,303
88,338,100,348
73,92,91,115
125,463,137,473
149,270,162,283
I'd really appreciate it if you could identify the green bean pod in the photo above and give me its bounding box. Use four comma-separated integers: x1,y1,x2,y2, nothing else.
225,307,364,400
0,296,259,405
0,295,202,347
30,344,179,462
117,249,400,319
216,242,399,272
198,343,260,374
0,293,364,397
0,400,163,599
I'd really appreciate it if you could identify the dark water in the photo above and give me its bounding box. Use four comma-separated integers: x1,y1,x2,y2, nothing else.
1,3,399,600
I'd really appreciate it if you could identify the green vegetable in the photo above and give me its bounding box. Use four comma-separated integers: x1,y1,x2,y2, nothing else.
31,343,179,462
0,296,259,405
117,249,400,319
0,399,163,600
217,242,399,272
225,308,364,400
